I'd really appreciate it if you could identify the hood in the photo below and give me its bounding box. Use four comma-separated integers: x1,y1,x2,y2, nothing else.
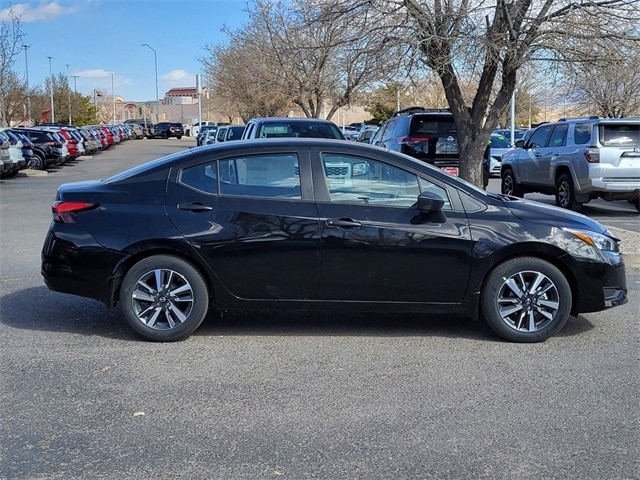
503,197,610,235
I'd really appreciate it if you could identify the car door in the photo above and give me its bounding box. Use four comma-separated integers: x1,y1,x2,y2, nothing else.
518,124,555,185
312,150,472,304
544,123,569,183
166,149,321,301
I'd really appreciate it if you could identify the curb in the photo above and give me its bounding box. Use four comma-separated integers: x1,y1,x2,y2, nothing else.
18,169,48,177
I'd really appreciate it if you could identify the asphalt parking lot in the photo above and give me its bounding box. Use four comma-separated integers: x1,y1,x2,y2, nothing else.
1,139,638,479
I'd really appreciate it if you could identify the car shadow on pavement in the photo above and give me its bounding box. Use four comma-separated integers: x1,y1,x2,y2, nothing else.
1,286,137,341
1,286,594,342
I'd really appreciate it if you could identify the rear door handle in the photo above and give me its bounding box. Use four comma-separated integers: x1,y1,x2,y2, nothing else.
177,203,213,212
326,218,362,228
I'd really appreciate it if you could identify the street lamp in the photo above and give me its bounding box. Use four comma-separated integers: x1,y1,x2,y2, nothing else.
141,43,159,123
23,44,31,124
48,56,55,123
111,72,116,124
66,64,71,125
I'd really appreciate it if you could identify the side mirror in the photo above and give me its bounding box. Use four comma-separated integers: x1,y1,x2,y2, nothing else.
515,139,525,148
417,192,445,213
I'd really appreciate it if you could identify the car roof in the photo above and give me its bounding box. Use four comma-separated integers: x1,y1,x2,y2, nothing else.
106,137,470,192
249,117,337,124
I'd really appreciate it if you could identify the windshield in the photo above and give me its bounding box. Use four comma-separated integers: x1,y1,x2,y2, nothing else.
489,134,512,148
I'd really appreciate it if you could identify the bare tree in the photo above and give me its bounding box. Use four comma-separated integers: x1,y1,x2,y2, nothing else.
202,30,293,121
202,0,401,121
323,0,640,186
0,9,25,126
563,43,640,118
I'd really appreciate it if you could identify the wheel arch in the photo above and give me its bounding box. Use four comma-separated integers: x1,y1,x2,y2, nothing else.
554,164,573,183
464,243,580,320
106,244,217,309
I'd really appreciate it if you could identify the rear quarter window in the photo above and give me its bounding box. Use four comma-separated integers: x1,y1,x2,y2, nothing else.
574,123,592,145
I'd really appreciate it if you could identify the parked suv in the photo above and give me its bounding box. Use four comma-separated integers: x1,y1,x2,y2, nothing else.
150,122,184,139
371,107,460,175
500,117,640,212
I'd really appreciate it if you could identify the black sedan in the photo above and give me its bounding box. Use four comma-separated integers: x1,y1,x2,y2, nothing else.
42,139,628,342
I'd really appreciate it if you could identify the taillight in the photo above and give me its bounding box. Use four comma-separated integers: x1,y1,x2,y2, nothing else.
584,147,600,163
52,201,97,223
398,136,431,145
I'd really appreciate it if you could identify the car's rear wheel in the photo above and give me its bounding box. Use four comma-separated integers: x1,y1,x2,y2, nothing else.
29,153,46,170
119,255,209,341
555,173,582,211
481,257,572,342
501,169,524,197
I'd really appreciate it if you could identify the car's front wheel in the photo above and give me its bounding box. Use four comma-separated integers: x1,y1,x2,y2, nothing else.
481,257,572,342
119,255,209,341
501,168,524,197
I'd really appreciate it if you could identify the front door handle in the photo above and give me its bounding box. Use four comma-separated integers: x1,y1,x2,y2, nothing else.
177,203,213,212
326,218,362,228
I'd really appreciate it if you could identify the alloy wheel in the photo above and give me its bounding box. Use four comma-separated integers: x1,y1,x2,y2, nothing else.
495,270,560,333
130,268,194,330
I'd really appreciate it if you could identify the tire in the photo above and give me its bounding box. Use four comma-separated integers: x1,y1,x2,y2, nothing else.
501,169,524,197
555,173,582,211
176,135,182,140
30,153,45,170
633,199,640,213
481,257,572,342
119,255,209,341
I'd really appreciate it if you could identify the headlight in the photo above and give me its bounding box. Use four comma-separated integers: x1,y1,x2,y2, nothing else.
564,228,619,252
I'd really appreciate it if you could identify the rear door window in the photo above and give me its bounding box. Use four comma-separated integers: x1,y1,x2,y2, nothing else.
548,124,568,147
219,154,301,198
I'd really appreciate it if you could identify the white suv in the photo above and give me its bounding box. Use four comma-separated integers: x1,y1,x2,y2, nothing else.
500,117,640,212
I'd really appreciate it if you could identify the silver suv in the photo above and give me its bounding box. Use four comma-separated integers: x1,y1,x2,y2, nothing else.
500,117,640,212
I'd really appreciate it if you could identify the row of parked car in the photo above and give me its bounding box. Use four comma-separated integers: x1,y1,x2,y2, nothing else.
0,123,140,178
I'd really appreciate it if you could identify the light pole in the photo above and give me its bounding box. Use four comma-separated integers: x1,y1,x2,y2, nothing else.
23,44,31,124
141,43,159,123
111,72,116,124
69,75,79,124
66,64,71,125
48,56,55,123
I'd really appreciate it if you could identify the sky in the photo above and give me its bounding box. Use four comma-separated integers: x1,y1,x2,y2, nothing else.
1,0,250,102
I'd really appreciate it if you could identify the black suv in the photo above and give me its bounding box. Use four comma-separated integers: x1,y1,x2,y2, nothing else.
371,107,459,175
13,127,65,170
150,122,184,139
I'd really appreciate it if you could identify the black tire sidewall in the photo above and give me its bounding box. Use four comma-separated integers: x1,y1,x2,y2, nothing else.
481,257,572,342
31,153,45,170
501,169,522,197
119,255,209,341
556,173,582,211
